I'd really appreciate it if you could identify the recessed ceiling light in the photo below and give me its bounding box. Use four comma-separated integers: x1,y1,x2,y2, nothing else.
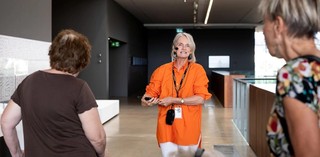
204,0,214,24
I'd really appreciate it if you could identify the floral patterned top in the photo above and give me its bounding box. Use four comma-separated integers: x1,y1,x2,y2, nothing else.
266,55,320,157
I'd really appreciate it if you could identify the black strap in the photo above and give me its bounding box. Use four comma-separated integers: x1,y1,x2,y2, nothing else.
172,62,189,97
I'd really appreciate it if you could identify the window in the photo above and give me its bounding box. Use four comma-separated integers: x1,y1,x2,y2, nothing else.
255,31,320,77
254,31,285,77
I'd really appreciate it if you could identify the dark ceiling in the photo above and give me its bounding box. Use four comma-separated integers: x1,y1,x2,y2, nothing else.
113,0,263,29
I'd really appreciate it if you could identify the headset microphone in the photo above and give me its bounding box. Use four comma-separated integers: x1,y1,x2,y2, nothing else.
173,47,178,58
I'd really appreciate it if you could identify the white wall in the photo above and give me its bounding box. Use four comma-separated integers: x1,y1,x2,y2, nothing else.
0,35,50,102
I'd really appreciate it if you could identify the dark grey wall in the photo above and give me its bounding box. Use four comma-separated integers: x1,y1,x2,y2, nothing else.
147,29,255,79
1,0,255,99
107,0,148,97
0,0,51,41
52,0,148,98
52,0,108,99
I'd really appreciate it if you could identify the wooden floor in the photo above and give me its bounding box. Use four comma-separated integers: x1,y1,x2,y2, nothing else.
103,95,257,157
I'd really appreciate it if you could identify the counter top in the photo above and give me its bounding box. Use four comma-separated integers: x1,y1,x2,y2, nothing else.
212,70,254,76
251,84,276,93
212,70,242,75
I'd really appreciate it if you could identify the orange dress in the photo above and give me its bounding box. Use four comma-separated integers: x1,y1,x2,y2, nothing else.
146,61,212,146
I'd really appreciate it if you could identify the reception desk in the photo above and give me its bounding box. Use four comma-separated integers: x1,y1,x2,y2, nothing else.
211,71,245,108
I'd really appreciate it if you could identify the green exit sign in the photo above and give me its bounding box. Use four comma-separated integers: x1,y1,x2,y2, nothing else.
111,41,120,47
176,28,183,33
109,37,123,48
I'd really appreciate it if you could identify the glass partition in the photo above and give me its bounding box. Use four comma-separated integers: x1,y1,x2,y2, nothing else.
233,78,276,142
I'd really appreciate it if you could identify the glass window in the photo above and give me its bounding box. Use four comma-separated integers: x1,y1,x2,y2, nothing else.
254,31,285,77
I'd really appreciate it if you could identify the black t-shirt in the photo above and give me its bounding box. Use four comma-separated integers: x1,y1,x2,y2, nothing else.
12,71,98,157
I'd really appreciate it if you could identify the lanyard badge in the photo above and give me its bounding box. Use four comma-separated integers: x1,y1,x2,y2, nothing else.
166,62,189,125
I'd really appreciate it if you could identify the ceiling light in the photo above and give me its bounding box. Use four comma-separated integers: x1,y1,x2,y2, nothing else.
194,1,198,9
204,0,214,24
193,1,198,24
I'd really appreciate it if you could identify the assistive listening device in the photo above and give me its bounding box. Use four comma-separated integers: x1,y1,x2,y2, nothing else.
166,108,175,125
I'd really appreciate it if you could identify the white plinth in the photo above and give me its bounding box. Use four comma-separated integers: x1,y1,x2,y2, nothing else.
96,99,120,124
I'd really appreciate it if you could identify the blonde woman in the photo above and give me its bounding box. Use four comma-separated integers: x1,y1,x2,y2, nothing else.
141,32,212,157
259,0,320,156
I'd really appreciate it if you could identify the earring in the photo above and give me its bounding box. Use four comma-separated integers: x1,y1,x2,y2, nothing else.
188,54,192,60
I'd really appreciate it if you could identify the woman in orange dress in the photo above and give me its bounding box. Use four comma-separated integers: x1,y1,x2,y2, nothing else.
141,32,212,157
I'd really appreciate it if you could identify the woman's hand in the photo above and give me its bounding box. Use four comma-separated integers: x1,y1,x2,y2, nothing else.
141,95,159,107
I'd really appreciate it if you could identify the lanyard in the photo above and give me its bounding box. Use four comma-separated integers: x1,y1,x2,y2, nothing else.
172,62,189,97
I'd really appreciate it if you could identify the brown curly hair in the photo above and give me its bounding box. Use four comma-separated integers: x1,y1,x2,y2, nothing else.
49,29,91,74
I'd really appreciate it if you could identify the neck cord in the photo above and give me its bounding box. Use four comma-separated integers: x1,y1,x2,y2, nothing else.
172,62,190,98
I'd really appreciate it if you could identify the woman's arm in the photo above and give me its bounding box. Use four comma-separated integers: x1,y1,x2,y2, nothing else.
283,97,320,157
158,95,204,107
79,107,107,157
1,100,23,157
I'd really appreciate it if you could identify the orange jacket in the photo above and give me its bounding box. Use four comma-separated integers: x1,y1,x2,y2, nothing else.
146,61,212,146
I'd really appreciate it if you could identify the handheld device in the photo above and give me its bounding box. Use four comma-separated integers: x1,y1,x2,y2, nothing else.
166,109,175,125
144,97,151,101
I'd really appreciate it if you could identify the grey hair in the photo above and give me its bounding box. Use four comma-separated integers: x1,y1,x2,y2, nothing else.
171,32,197,62
259,0,320,38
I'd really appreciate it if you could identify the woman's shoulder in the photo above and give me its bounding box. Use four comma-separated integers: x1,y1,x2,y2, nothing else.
150,62,172,76
282,56,318,72
189,62,205,70
191,62,203,67
162,62,173,67
277,56,320,84
156,62,173,70
286,55,320,65
20,70,41,81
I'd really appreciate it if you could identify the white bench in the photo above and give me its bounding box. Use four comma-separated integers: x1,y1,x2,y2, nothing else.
96,99,120,124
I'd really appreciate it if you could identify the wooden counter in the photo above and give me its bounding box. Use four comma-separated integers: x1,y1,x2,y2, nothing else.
248,84,275,157
211,71,245,108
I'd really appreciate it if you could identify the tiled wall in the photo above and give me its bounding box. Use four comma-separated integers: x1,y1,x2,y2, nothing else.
0,35,51,102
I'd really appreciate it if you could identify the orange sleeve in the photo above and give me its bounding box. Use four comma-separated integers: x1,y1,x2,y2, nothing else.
193,64,212,100
145,64,168,97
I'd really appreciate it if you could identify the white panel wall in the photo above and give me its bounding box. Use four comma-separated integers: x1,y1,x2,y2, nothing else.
0,35,51,102
0,35,51,149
